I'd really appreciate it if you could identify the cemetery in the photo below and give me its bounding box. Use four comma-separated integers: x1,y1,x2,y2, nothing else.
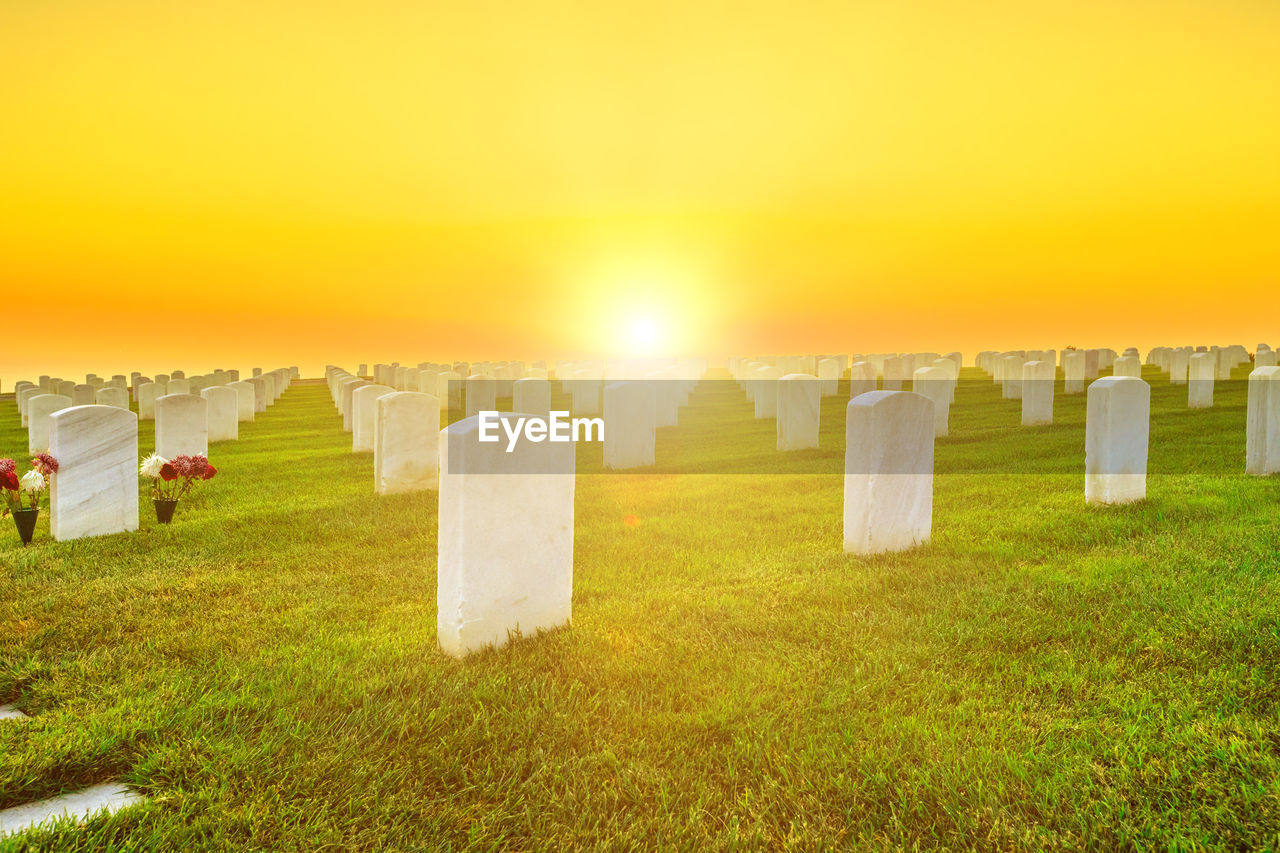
1,351,1278,848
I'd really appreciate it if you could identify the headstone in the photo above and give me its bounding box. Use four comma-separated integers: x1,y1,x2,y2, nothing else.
1021,360,1054,426
603,382,657,468
1246,366,1280,476
882,357,905,391
437,371,462,413
817,358,840,397
849,362,877,398
95,387,129,410
1063,351,1085,394
166,378,191,396
1001,355,1023,399
512,378,551,418
251,376,269,413
843,391,933,555
776,373,820,450
340,378,369,430
437,412,575,657
228,380,256,422
352,384,395,452
1257,351,1278,368
374,392,440,494
72,384,95,406
137,382,160,420
1085,377,1150,505
55,379,75,398
912,366,951,437
1188,352,1214,408
1112,356,1141,378
48,405,139,541
27,394,73,453
201,386,239,442
154,394,208,458
465,376,497,419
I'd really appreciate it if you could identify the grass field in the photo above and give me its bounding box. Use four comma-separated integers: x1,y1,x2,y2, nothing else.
2,365,1278,850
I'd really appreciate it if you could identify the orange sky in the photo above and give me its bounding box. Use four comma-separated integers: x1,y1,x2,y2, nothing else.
2,0,1278,383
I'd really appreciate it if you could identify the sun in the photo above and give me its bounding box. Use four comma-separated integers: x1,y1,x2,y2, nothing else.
629,317,660,348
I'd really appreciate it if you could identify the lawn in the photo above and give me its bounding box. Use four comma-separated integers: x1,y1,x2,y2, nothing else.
1,364,1278,850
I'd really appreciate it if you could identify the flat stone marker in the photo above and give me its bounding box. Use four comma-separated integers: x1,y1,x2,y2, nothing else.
912,366,951,437
201,386,239,442
352,384,395,452
1188,352,1214,408
1021,360,1054,426
603,382,656,468
28,394,73,453
374,392,439,494
0,704,27,720
1246,366,1280,476
1085,376,1150,505
155,394,208,459
513,378,551,419
49,405,139,541
0,783,145,838
95,387,129,410
438,412,575,657
228,380,256,422
844,391,933,555
777,373,820,450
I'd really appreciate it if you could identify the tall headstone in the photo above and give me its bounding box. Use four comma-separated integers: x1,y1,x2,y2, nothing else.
374,392,440,494
776,373,820,450
512,378,551,418
28,394,73,453
843,391,934,555
48,405,139,541
437,412,575,657
1188,352,1214,408
817,358,841,398
1245,366,1280,476
1021,360,1054,426
155,394,209,459
201,386,239,442
352,384,396,452
1063,351,1085,395
603,382,656,468
1085,377,1150,505
912,366,951,437
228,380,256,423
849,362,877,399
137,382,160,420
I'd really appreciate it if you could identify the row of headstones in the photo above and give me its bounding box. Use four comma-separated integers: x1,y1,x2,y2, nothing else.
425,365,1280,658
325,363,705,482
727,354,962,448
6,368,296,541
14,368,297,454
1146,344,1269,381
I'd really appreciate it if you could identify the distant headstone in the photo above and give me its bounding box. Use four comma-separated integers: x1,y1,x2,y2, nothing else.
1112,356,1141,378
72,384,95,407
28,394,73,453
201,386,239,442
513,378,551,418
1021,360,1054,426
228,380,256,422
1188,352,1214,408
1063,351,1085,395
352,384,395,452
849,362,877,398
913,366,951,436
155,394,208,458
95,387,129,410
137,382,160,420
603,382,656,468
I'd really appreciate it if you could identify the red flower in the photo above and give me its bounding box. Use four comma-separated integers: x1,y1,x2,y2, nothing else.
0,471,18,491
202,465,217,480
0,458,14,476
160,463,178,481
30,452,58,476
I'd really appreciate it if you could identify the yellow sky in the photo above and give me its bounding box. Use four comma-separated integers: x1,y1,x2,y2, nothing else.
2,0,1277,381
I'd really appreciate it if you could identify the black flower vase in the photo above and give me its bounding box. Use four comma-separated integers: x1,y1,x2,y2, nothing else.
153,499,178,524
12,508,38,545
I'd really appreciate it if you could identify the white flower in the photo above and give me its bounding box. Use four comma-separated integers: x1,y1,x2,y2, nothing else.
19,469,45,493
140,453,168,479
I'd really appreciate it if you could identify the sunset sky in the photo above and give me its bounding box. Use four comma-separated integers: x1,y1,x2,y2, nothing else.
2,0,1278,383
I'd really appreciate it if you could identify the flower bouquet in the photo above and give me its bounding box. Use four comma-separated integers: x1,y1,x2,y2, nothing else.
2,453,59,545
140,453,217,523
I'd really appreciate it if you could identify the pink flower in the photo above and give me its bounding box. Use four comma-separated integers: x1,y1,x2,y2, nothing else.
31,453,58,476
0,459,15,476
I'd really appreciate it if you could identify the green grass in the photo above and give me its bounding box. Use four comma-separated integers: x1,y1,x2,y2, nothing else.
2,365,1278,850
